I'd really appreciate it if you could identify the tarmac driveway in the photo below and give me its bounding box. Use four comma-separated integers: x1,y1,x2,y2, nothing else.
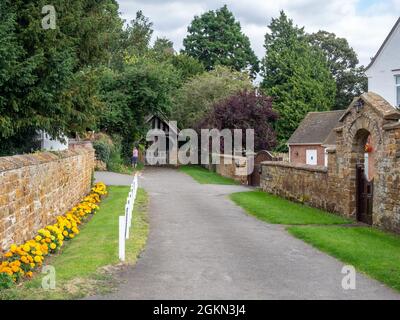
92,168,399,300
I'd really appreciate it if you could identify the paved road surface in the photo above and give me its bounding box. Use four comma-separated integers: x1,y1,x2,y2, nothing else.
91,168,399,300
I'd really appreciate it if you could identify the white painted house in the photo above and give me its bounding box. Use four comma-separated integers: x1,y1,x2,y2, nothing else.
365,17,400,108
39,131,69,151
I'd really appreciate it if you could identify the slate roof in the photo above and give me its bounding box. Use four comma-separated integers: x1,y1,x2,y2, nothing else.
287,110,345,145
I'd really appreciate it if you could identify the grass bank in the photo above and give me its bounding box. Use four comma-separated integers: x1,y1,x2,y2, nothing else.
230,191,350,225
0,186,149,300
179,165,238,185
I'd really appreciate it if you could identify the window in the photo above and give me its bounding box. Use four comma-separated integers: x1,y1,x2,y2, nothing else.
396,75,400,108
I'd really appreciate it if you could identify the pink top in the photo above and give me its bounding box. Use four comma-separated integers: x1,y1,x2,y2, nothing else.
133,149,139,157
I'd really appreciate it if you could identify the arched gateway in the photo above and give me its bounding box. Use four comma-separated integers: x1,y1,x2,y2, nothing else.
332,92,400,230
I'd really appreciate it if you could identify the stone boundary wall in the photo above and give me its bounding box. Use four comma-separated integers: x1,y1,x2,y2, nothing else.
0,142,95,252
260,161,344,214
215,154,249,185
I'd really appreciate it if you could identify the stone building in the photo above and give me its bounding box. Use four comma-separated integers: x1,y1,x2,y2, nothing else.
261,92,400,233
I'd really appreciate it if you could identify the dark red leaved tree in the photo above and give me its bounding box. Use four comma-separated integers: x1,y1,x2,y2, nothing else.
198,90,278,152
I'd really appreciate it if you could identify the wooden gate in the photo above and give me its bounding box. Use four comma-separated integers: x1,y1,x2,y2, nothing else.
248,151,276,187
356,164,373,225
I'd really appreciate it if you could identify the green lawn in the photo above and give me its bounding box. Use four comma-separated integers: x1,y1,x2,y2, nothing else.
230,191,350,225
179,165,238,185
0,186,149,300
288,226,400,292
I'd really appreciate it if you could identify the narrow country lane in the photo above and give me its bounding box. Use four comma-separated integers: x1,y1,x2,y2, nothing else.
91,168,399,300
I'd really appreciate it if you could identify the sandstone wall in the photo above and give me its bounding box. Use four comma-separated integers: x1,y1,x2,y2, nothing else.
260,161,345,214
215,154,249,185
260,93,400,233
0,142,95,251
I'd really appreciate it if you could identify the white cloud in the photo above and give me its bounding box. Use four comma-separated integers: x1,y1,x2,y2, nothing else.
117,0,399,66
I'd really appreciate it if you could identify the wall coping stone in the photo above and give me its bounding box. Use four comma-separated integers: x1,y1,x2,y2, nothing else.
261,161,328,173
0,144,94,173
382,122,400,131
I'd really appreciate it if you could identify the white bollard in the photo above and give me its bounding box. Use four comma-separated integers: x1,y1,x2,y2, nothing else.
125,204,130,240
119,216,125,261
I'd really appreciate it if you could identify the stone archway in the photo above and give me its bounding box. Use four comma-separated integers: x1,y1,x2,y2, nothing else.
333,93,400,230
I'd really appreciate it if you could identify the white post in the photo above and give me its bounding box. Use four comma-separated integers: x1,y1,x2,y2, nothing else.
125,204,130,240
119,216,125,261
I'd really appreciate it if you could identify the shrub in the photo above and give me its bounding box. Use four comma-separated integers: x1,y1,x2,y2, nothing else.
92,133,114,164
93,139,112,164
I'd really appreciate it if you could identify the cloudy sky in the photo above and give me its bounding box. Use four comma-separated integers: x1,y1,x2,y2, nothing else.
116,0,400,66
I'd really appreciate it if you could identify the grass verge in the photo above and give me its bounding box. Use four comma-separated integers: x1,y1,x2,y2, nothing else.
287,226,400,292
109,163,144,175
0,186,149,300
179,165,238,185
230,191,350,225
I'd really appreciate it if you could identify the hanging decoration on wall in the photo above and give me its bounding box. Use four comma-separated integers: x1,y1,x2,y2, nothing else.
365,135,373,153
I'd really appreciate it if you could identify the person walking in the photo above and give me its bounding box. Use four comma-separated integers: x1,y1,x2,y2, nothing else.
132,146,139,169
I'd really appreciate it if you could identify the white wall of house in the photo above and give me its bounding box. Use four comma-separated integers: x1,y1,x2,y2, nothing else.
40,131,68,151
365,19,400,108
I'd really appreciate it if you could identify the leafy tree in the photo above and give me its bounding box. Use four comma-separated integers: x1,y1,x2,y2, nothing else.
123,10,153,56
0,0,26,140
99,57,181,157
171,66,253,129
183,5,259,78
308,31,367,109
171,54,204,81
153,37,174,56
0,0,124,155
199,90,278,151
261,11,336,150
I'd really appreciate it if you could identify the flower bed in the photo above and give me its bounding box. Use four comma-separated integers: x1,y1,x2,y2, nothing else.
0,182,108,289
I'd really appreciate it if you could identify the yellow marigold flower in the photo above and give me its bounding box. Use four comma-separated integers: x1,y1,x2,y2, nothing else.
11,265,19,273
35,235,42,242
4,268,13,276
63,231,68,237
30,262,35,268
4,252,13,258
26,271,33,278
22,244,31,252
10,244,17,253
45,238,51,243
34,256,41,263
50,243,56,250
